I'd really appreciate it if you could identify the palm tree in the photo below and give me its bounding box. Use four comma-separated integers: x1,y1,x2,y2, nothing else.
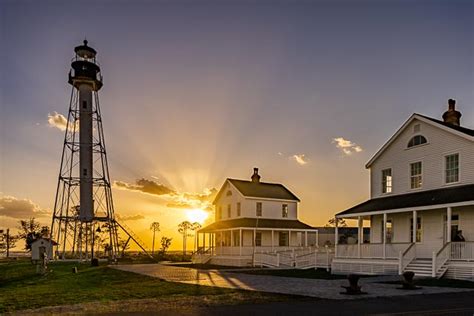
178,221,193,257
150,222,160,255
191,222,202,252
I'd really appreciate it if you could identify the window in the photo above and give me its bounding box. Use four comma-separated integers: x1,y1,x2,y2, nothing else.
237,202,241,216
282,204,288,218
410,162,422,189
255,232,262,246
227,204,231,218
445,154,459,184
218,206,222,220
407,135,427,148
233,230,240,246
386,220,393,243
256,202,262,217
226,190,232,196
279,232,289,246
382,169,392,193
410,217,422,242
82,101,87,109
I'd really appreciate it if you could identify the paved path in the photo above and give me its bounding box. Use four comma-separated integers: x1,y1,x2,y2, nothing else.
112,264,472,300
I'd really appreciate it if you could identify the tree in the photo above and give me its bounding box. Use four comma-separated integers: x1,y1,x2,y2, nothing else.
17,218,45,250
178,221,193,256
150,222,160,255
159,236,172,255
0,229,18,258
191,222,201,252
325,217,347,228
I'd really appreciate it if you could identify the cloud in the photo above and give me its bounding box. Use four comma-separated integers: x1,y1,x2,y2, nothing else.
116,214,145,221
114,179,176,196
114,178,216,212
292,154,308,165
0,195,50,219
333,137,363,155
47,112,79,132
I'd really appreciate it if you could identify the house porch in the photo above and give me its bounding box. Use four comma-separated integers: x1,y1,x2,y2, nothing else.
332,203,474,279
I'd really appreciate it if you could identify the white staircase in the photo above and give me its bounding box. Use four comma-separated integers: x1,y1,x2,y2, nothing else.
404,258,433,277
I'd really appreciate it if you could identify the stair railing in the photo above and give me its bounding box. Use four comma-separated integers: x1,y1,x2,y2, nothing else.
433,242,451,278
399,243,415,274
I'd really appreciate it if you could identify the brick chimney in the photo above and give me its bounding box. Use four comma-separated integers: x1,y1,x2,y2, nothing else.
251,167,261,183
442,99,462,126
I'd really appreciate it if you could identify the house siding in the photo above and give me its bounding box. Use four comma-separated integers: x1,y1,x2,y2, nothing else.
370,118,474,199
214,180,298,221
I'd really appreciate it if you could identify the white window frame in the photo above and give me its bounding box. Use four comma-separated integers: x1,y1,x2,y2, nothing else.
409,161,423,190
282,204,288,218
237,202,241,217
381,168,393,194
256,202,262,217
444,153,460,185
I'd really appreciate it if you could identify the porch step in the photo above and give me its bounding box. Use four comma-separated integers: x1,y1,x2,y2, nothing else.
405,259,433,277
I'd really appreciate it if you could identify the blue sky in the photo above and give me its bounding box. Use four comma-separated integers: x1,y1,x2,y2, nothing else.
1,0,473,247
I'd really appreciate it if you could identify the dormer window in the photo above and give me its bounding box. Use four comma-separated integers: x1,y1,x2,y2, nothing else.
407,135,427,148
226,190,232,196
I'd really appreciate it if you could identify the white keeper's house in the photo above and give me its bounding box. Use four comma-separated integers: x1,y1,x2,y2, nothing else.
194,168,322,267
332,99,474,280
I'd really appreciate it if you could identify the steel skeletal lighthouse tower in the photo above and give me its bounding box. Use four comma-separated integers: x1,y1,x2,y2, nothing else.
51,41,119,259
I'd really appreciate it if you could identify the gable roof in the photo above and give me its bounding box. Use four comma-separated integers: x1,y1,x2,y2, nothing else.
336,184,474,217
366,113,474,168
213,178,300,204
199,217,313,232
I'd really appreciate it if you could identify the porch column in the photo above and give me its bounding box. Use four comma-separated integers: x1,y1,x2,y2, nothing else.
271,230,274,251
383,213,387,259
358,216,362,258
288,230,291,247
305,231,308,247
203,233,206,250
239,229,242,256
412,211,417,243
197,232,200,252
231,229,234,247
335,217,339,257
447,207,452,243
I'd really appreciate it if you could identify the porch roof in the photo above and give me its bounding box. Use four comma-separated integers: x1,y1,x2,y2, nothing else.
337,184,474,218
198,217,315,233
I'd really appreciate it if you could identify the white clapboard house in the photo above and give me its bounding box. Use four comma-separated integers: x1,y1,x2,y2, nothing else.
332,100,474,280
193,168,328,267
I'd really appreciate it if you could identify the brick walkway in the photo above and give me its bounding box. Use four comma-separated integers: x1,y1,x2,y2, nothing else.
112,264,472,300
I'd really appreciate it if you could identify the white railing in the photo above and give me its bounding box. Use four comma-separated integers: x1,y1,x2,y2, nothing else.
433,242,451,278
254,252,280,267
451,242,474,261
295,249,334,269
399,243,416,274
192,246,214,264
337,243,411,259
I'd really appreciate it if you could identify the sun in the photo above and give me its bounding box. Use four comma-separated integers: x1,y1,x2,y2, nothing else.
186,208,209,224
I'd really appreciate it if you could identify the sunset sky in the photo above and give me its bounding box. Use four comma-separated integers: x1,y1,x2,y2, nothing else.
1,0,473,250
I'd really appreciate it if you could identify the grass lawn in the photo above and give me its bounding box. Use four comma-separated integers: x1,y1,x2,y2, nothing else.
0,260,297,313
238,268,347,280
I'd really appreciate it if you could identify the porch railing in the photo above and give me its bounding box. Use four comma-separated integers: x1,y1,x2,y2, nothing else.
433,242,450,278
295,248,334,269
337,243,411,259
451,242,474,261
399,243,415,274
254,252,280,267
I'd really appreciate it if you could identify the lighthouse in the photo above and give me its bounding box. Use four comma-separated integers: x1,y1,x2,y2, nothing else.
51,41,119,260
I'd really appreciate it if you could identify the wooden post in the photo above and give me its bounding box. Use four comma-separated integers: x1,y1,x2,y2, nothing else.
305,231,308,247
288,230,291,248
239,229,242,256
383,213,387,259
358,216,362,258
334,218,339,257
412,211,417,243
271,230,274,252
447,207,452,243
